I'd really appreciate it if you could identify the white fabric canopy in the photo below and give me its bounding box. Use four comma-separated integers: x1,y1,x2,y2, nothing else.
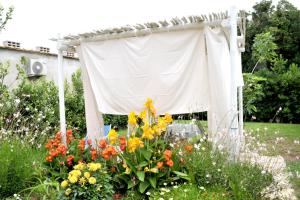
77,26,243,141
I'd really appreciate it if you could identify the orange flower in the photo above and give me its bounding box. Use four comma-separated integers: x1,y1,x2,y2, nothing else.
102,146,118,160
87,139,92,146
119,136,126,151
166,159,174,167
57,144,67,155
157,161,164,169
111,166,116,173
49,149,58,157
45,140,53,150
99,139,107,149
67,155,74,166
184,144,193,153
91,149,98,161
46,155,53,162
164,150,172,161
78,139,85,152
66,129,73,144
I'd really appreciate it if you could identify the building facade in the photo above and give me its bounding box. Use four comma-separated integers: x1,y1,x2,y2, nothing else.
0,42,81,87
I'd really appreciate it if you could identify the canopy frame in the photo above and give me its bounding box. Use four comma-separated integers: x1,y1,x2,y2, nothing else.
55,7,245,157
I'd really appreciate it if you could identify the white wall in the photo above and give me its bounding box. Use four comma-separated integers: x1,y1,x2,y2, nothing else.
0,48,81,87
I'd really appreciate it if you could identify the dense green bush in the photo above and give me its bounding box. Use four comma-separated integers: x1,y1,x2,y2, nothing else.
0,140,45,198
243,63,300,123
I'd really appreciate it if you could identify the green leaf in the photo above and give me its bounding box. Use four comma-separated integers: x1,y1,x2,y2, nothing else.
173,171,191,181
141,149,152,161
136,171,145,182
138,161,148,168
173,171,188,177
149,176,157,188
127,180,136,189
139,181,150,193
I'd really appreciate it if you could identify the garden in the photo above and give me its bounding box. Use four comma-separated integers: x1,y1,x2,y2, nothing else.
1,0,300,200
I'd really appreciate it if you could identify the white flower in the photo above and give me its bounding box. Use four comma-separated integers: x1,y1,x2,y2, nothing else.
201,147,206,151
163,183,167,186
146,192,151,196
212,162,216,166
199,186,205,190
217,168,221,172
183,189,188,192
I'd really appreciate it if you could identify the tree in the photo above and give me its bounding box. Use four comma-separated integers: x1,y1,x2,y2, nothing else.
0,3,14,31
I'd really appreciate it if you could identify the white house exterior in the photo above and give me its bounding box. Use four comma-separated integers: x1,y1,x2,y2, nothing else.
0,44,80,87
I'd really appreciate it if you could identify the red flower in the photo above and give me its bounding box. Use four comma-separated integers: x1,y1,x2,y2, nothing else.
67,155,74,166
164,149,172,161
166,159,174,167
99,139,107,149
49,149,58,157
57,144,67,155
119,136,126,151
66,129,73,144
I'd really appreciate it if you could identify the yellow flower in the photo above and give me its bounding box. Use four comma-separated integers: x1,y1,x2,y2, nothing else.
87,162,101,171
69,170,81,177
108,129,118,144
158,117,167,132
84,172,91,179
144,98,153,109
144,167,149,172
125,167,131,174
79,177,86,185
164,113,173,124
128,137,144,153
65,188,72,196
74,163,85,170
142,122,154,140
61,180,68,188
128,111,137,126
139,110,147,122
150,168,158,173
68,175,78,184
88,177,97,184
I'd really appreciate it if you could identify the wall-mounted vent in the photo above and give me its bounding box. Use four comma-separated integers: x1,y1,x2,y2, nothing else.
3,41,21,49
36,46,50,53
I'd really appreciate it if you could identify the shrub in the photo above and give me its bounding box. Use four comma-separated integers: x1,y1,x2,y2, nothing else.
0,140,45,198
186,143,273,200
58,162,114,199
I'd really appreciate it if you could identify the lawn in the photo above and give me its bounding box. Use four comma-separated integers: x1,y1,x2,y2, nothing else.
244,122,300,198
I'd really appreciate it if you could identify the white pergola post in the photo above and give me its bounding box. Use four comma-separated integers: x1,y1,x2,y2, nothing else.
229,6,242,157
57,38,67,145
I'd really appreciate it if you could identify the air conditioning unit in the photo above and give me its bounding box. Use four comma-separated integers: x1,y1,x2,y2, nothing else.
26,59,47,77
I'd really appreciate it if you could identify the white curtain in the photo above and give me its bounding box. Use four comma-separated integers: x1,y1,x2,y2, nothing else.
76,26,243,142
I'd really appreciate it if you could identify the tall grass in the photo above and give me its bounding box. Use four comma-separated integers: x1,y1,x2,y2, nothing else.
0,139,45,198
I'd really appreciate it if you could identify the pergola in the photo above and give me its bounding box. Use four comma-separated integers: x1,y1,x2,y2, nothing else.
54,7,246,157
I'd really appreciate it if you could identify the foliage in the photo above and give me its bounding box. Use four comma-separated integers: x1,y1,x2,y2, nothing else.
0,3,14,31
252,32,278,72
0,139,45,198
254,63,300,123
65,70,86,134
242,73,266,120
103,114,128,129
243,0,300,72
106,99,192,194
58,162,114,200
185,143,273,200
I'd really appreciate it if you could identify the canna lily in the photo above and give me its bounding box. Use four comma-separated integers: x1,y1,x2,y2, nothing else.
108,129,118,144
